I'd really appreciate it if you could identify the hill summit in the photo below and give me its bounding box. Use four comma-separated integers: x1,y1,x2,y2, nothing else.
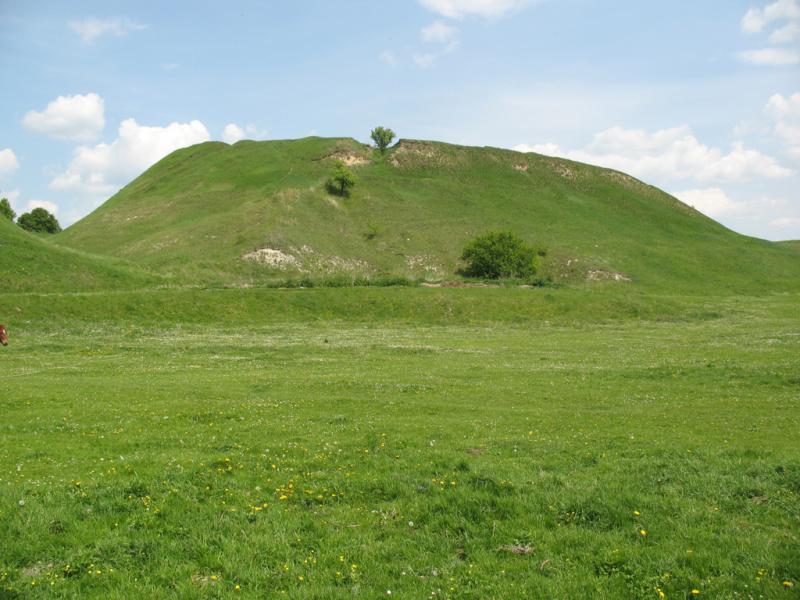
54,136,800,293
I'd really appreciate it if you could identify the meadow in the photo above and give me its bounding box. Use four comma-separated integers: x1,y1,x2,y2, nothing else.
1,288,798,598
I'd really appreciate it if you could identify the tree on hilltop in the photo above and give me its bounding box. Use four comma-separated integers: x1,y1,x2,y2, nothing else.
17,207,61,234
0,198,15,221
370,126,396,155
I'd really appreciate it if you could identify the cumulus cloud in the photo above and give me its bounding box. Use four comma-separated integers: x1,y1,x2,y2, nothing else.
27,200,59,215
0,149,20,180
672,188,745,218
221,123,269,144
737,47,800,65
22,93,105,142
739,1,800,66
222,123,246,144
514,125,792,183
419,0,531,19
422,21,459,44
412,22,460,67
50,118,210,196
741,0,800,33
514,142,561,155
770,20,800,42
68,17,147,43
765,92,800,159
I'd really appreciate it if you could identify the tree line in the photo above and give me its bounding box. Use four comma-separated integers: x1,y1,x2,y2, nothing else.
0,197,61,233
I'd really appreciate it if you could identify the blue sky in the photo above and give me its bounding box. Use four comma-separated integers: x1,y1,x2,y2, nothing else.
1,0,799,239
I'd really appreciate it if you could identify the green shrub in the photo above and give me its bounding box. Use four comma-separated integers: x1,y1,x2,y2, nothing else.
327,160,356,196
370,126,396,154
461,231,539,279
17,207,61,234
0,198,16,221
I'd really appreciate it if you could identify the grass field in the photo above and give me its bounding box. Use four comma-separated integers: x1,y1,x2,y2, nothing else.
1,289,798,598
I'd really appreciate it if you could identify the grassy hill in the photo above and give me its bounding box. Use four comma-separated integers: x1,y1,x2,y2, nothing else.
778,240,800,252
55,137,800,293
0,217,157,293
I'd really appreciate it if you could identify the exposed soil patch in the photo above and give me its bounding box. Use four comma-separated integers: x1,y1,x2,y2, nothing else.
332,153,370,166
21,563,54,578
242,248,300,269
405,255,444,276
587,269,631,282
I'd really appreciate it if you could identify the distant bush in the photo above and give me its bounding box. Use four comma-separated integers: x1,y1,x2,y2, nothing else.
17,207,61,234
327,160,356,196
0,198,15,221
461,231,539,279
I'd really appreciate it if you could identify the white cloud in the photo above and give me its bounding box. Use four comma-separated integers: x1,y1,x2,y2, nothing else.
739,1,799,66
672,188,744,218
765,92,800,159
419,0,530,19
221,123,269,144
769,20,800,42
412,23,460,68
737,47,800,65
514,125,792,183
422,21,459,44
50,118,210,196
222,123,246,144
378,50,398,65
27,200,59,215
766,91,800,120
0,149,20,180
22,93,105,142
741,0,800,33
770,216,800,226
413,53,437,68
513,142,562,155
68,17,147,43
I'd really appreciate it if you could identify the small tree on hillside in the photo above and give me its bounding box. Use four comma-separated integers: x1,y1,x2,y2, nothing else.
461,231,538,279
370,126,396,155
328,160,356,196
17,207,61,234
0,198,15,221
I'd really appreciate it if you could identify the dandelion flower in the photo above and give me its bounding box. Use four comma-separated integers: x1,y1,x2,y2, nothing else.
691,589,700,596
784,581,794,588
639,529,647,537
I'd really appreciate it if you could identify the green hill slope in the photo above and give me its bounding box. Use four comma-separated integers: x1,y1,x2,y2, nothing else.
778,240,800,252
0,218,157,293
55,137,800,293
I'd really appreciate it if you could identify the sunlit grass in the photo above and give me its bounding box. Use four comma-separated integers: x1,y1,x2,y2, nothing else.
1,292,798,597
